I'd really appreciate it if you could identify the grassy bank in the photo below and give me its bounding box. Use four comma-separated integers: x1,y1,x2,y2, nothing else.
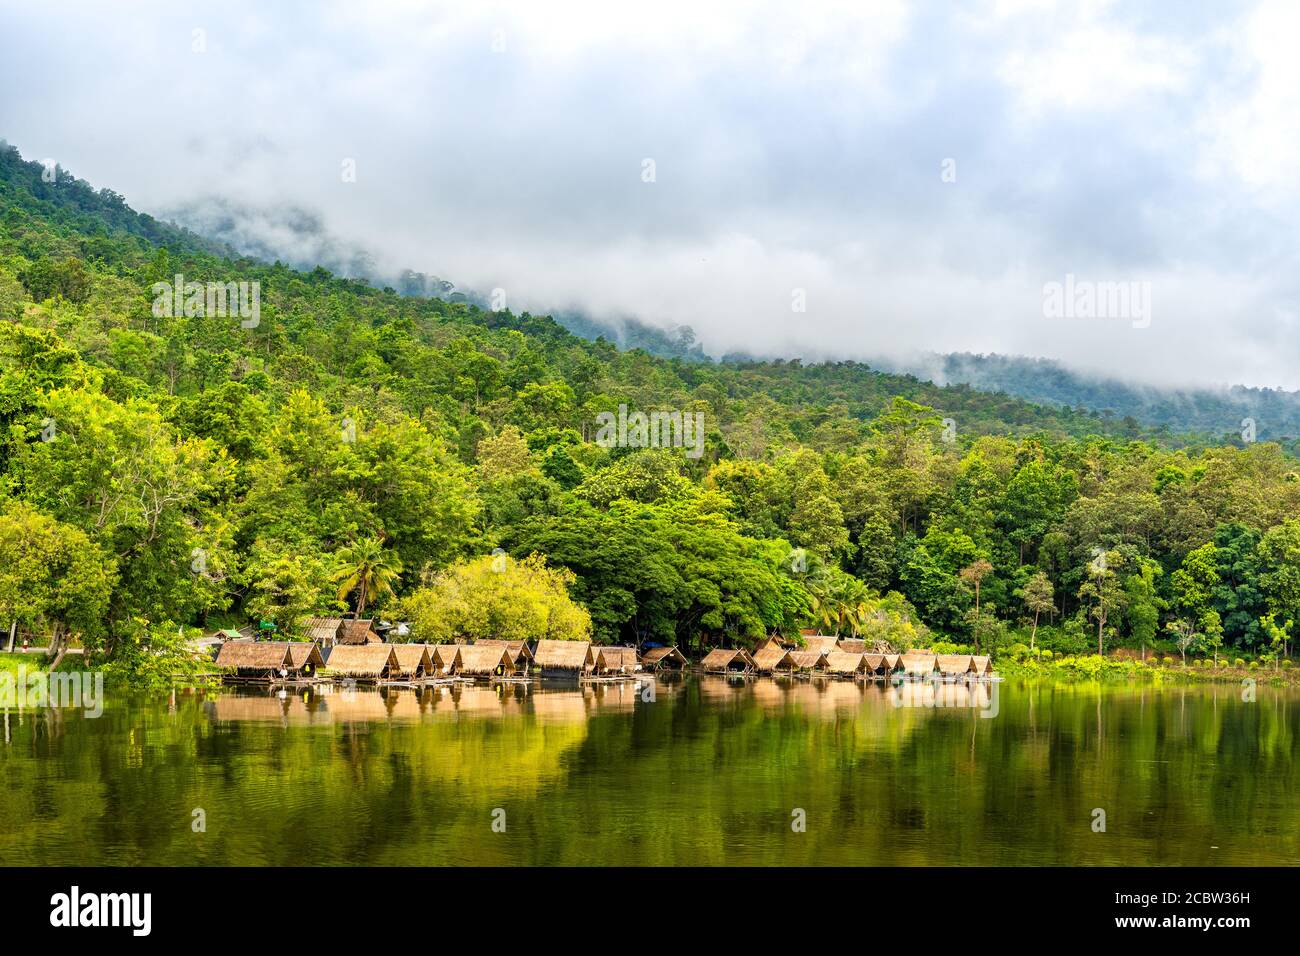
995,652,1299,685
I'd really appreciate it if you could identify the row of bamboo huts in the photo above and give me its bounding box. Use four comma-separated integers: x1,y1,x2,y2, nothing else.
211,632,995,686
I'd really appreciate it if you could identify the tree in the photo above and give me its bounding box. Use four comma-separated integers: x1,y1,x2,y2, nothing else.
1259,519,1300,659
332,537,402,618
1018,571,1055,651
1171,542,1220,658
399,552,592,644
1078,549,1125,656
1122,559,1163,661
0,502,115,654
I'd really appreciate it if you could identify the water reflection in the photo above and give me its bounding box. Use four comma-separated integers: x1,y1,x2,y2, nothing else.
1,675,1296,866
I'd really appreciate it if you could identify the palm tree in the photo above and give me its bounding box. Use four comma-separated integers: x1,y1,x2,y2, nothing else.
333,537,402,618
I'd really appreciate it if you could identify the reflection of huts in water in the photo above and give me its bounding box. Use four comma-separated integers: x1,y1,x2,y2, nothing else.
583,681,637,713
752,645,797,675
937,654,976,678
899,653,938,678
592,646,639,676
640,646,688,670
529,688,592,725
438,684,515,719
799,635,840,656
823,650,866,678
215,641,318,681
389,644,434,680
795,678,865,720
456,644,516,679
208,693,315,724
534,640,595,678
476,639,535,675
787,650,829,674
324,644,399,682
835,638,867,654
699,648,755,674
747,675,791,710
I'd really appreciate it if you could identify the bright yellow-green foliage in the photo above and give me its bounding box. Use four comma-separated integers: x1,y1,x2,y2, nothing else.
398,553,592,644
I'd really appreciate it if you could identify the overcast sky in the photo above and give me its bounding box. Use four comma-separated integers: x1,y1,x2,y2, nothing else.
3,0,1299,389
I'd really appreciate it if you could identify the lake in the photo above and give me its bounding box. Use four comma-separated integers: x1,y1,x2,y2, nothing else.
1,675,1296,865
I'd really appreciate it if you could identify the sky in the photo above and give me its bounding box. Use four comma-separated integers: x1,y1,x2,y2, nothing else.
2,0,1299,389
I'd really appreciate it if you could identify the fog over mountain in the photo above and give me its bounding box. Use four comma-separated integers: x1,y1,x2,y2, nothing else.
4,0,1300,389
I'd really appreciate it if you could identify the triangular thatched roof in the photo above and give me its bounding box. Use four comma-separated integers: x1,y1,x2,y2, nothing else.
455,644,514,676
594,646,638,673
823,650,866,675
700,648,754,671
534,639,593,671
215,642,291,671
937,654,976,676
389,644,433,676
430,644,463,673
285,642,325,672
970,655,992,675
862,653,888,673
835,639,867,654
752,645,796,673
800,635,840,655
476,639,535,664
325,643,398,677
788,649,828,670
900,653,938,676
302,616,346,644
640,646,687,668
338,619,381,645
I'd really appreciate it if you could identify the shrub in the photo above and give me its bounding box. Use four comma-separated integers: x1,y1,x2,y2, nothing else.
1248,661,1260,670
1008,642,1030,660
1283,660,1294,670
1234,658,1246,668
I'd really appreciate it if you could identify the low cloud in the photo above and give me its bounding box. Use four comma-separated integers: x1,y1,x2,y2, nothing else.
2,0,1298,388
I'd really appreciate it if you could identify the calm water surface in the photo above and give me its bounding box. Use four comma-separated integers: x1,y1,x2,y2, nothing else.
1,676,1296,865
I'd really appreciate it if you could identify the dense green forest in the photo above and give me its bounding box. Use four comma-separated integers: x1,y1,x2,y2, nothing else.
3,142,1300,683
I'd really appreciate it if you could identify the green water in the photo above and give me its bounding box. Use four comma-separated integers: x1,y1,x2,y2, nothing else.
1,675,1296,866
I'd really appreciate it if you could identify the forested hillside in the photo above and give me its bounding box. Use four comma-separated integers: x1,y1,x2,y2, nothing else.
875,351,1300,448
4,141,1300,684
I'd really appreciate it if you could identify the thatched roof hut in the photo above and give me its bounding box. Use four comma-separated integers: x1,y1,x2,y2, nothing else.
970,655,992,676
325,644,399,680
700,648,755,673
823,650,866,677
390,644,434,679
800,635,840,655
862,653,889,676
456,644,516,677
900,653,938,677
338,618,382,645
593,646,638,675
752,645,797,674
883,654,902,672
215,641,292,678
788,650,829,672
476,639,535,668
430,644,464,675
534,639,594,676
302,616,347,646
285,642,325,677
937,654,976,676
754,635,795,654
835,639,868,654
640,646,688,670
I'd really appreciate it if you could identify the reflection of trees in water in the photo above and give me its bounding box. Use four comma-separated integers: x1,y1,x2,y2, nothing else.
0,679,1295,865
